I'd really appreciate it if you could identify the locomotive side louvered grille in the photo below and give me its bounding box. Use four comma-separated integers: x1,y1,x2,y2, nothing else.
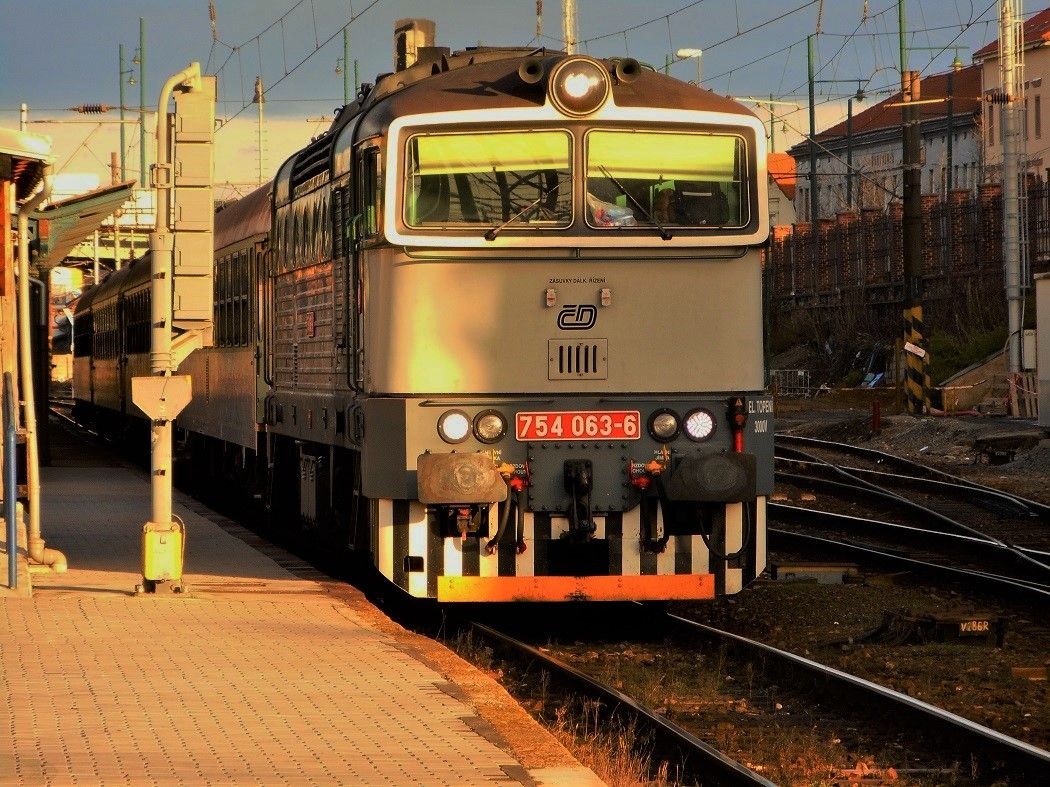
548,339,608,380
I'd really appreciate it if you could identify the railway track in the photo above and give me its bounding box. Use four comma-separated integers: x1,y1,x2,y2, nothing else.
772,434,1050,593
776,434,1050,520
768,521,1050,606
469,608,1050,785
471,621,776,786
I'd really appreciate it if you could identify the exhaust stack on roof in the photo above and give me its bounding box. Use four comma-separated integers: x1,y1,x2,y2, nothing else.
394,19,436,71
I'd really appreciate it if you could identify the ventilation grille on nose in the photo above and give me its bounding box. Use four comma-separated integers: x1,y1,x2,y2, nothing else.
548,339,608,380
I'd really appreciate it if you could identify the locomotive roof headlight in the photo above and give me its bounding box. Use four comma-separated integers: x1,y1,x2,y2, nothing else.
437,410,471,444
549,57,611,117
473,410,507,444
648,409,680,442
683,408,716,442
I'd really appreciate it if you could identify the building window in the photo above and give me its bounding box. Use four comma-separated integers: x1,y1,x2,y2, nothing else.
1037,95,1042,139
989,102,996,146
1025,97,1030,140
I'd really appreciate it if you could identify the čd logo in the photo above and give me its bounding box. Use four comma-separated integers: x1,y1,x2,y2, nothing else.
557,304,597,330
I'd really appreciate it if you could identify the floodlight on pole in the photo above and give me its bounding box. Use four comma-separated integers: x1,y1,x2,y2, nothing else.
676,48,703,86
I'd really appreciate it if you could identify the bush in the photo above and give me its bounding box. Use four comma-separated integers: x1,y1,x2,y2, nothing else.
927,326,1006,384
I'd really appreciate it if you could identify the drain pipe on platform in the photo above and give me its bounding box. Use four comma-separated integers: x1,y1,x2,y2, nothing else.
16,170,67,573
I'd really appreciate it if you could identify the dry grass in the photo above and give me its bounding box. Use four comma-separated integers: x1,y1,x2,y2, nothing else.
452,630,678,785
548,698,673,787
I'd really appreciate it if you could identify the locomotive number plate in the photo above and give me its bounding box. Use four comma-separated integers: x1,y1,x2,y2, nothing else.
515,410,640,441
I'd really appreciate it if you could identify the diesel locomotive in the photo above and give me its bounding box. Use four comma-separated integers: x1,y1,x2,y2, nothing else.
74,44,774,602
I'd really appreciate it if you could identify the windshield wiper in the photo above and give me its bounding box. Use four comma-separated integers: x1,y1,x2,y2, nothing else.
598,165,672,240
484,182,562,241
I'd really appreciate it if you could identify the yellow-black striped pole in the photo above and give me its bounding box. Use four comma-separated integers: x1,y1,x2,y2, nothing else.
904,305,927,414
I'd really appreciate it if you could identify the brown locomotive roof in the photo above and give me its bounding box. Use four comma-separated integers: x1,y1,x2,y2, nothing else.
974,8,1050,60
356,50,755,137
814,64,981,141
214,181,271,251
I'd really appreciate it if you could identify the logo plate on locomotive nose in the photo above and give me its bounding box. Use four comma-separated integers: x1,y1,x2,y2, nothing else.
557,304,598,330
515,410,640,441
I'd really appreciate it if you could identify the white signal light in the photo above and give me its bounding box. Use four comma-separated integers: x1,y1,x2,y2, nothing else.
683,409,716,442
564,71,599,98
549,57,611,117
437,410,471,444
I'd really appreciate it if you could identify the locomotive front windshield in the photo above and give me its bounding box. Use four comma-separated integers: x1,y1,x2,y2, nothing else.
586,130,748,229
405,130,572,228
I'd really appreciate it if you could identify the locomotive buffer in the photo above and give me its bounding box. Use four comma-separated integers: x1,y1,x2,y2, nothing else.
132,63,215,593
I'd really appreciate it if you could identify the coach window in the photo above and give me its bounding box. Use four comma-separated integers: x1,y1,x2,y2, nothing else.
74,313,93,357
332,188,345,258
239,250,250,345
586,130,749,230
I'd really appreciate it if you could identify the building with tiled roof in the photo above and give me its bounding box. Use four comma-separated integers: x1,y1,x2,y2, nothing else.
767,152,797,227
975,7,1050,177
787,65,983,221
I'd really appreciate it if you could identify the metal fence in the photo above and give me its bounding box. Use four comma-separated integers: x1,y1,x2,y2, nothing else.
769,368,812,398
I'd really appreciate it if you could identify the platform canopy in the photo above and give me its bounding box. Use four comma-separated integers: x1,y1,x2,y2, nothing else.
0,126,53,201
32,180,137,269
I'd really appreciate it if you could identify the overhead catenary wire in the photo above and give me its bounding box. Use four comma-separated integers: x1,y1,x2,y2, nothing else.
211,0,383,131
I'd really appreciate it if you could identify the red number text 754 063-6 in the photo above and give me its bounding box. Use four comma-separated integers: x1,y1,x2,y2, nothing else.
515,411,640,441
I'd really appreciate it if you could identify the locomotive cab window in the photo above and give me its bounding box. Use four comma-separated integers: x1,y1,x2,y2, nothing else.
404,131,572,229
358,147,383,238
585,130,749,230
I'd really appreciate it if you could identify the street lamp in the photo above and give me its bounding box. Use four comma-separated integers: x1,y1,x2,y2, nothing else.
676,48,703,86
813,79,867,211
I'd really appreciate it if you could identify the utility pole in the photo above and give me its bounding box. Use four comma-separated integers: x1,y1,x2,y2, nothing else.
139,18,147,186
847,96,855,209
537,0,543,41
807,35,818,229
900,0,928,414
19,103,27,131
254,76,265,186
343,28,351,105
769,94,776,153
563,0,577,54
947,67,955,193
1001,0,1024,377
119,44,127,181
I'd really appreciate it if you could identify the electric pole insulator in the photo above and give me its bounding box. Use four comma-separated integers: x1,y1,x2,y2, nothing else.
69,104,114,114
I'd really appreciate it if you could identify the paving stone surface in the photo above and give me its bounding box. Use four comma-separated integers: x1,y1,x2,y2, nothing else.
1,440,601,786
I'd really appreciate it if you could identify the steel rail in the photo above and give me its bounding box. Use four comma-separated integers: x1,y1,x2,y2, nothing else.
769,526,1050,604
769,502,1050,573
470,621,776,787
775,450,1050,578
661,611,1050,777
778,455,1036,518
776,434,1050,520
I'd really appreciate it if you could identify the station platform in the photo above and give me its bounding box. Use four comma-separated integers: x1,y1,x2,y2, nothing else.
1,420,601,785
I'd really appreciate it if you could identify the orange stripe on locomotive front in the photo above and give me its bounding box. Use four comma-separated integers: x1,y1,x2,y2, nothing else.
437,574,715,603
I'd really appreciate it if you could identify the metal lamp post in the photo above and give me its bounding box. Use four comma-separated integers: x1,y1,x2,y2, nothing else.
676,48,703,86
